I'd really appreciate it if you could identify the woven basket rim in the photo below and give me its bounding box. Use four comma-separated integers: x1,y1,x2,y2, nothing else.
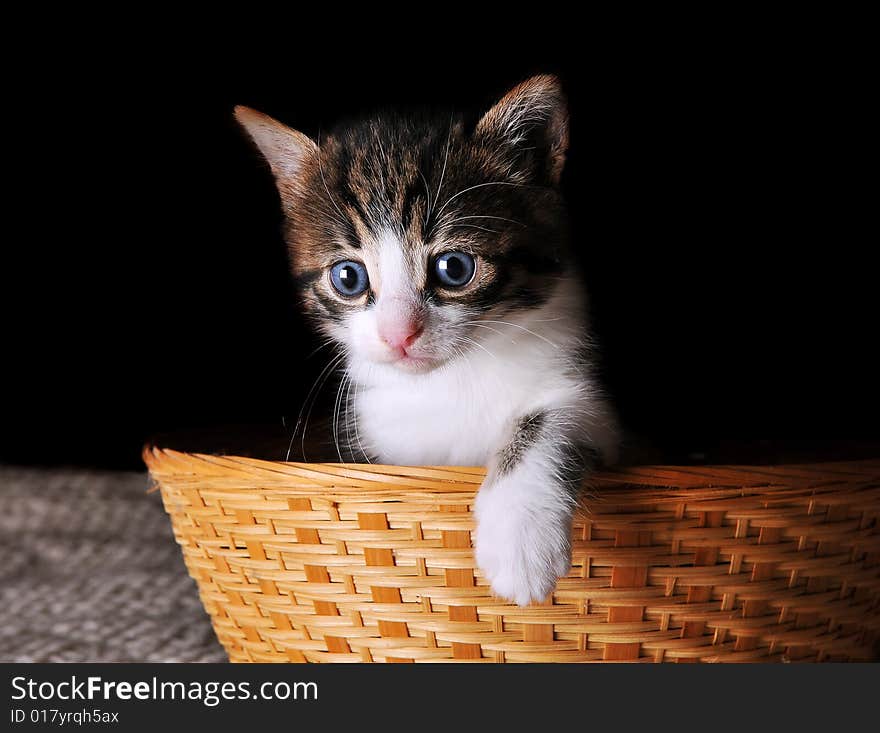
143,445,880,497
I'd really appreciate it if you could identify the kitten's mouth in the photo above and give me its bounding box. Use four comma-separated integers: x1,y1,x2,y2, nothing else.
391,351,437,373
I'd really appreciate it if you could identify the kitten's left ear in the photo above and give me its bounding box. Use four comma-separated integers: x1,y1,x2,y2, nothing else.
476,75,569,185
233,106,318,183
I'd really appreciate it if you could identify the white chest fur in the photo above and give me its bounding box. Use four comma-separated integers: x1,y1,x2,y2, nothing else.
354,324,589,466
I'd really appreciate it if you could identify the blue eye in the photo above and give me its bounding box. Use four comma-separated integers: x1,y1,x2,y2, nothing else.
329,261,369,297
433,251,476,288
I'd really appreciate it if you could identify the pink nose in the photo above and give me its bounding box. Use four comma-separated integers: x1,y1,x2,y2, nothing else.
379,320,423,351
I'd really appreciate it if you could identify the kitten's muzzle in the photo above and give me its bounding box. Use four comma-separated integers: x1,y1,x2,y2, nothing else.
379,323,423,357
377,297,425,356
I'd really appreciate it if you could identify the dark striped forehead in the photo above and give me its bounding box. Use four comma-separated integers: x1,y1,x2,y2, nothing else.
287,110,568,274
325,116,450,242
275,108,574,324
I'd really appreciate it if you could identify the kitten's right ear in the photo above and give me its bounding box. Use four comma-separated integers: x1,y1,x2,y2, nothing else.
233,106,318,182
475,75,568,185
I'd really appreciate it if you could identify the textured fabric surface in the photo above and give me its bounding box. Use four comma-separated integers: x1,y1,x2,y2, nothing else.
0,465,226,662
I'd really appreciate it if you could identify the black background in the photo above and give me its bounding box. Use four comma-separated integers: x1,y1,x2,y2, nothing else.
4,32,876,470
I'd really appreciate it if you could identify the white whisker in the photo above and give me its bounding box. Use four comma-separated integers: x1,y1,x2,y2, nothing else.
465,321,517,345
347,378,372,463
434,181,528,221
306,337,339,360
332,369,351,463
292,351,346,461
447,214,526,227
459,335,499,361
431,112,454,230
317,130,349,228
419,170,433,228
478,319,559,349
441,223,499,234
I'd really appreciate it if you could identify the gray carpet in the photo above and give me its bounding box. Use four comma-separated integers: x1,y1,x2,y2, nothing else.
0,465,227,662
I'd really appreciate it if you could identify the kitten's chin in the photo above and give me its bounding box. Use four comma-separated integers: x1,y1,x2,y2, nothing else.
388,354,439,374
394,356,440,374
362,352,442,374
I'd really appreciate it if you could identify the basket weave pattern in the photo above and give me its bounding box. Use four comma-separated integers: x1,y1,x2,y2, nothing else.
145,448,880,662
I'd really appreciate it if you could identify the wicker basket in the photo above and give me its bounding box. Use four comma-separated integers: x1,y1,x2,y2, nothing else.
144,447,880,663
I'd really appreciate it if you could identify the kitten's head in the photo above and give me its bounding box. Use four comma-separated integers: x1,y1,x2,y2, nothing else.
236,75,573,375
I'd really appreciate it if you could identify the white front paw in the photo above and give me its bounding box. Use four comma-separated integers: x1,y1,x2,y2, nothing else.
474,477,572,607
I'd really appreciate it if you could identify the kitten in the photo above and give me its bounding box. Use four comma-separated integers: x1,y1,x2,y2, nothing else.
235,75,619,606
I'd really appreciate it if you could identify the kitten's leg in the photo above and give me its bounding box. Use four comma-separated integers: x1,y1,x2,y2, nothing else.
474,410,594,606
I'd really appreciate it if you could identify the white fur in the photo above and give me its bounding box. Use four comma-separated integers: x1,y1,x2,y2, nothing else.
341,276,618,605
475,448,576,606
349,280,617,466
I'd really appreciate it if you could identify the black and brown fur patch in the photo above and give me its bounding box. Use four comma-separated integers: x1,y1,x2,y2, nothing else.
236,75,575,324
